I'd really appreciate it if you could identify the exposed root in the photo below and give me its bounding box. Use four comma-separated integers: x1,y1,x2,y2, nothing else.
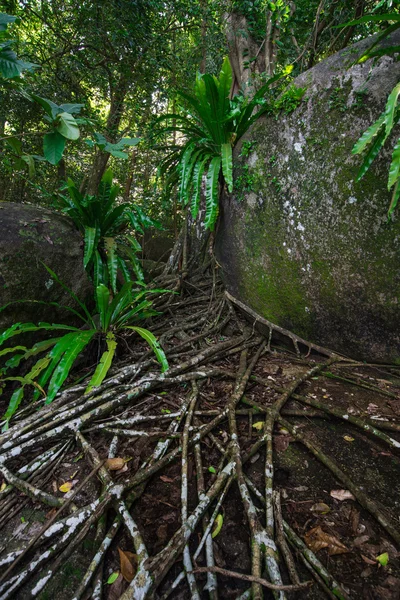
0,274,399,599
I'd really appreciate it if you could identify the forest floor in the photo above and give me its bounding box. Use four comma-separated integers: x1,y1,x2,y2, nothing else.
0,272,399,600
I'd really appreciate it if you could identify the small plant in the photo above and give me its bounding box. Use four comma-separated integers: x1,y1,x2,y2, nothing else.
275,84,307,114
57,169,162,291
234,164,255,200
239,140,256,158
0,267,169,429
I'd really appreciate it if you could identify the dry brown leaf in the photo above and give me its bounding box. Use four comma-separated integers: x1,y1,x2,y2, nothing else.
304,526,348,555
118,547,138,583
330,489,356,502
106,458,125,471
160,475,174,483
361,554,377,565
310,502,331,514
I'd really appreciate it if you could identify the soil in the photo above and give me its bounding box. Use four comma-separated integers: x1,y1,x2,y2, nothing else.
0,281,399,600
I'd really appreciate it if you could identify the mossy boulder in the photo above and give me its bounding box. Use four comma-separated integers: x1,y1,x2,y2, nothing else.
216,32,400,361
0,202,92,329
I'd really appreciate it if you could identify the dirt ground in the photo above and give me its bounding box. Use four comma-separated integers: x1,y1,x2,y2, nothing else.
0,285,399,600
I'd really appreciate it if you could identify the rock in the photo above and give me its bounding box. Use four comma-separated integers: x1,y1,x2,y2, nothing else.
0,202,92,329
216,32,400,361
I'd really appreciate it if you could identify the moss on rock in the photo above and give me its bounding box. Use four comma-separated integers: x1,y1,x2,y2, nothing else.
216,32,400,361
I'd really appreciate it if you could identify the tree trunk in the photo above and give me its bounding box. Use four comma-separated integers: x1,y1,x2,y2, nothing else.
86,76,128,195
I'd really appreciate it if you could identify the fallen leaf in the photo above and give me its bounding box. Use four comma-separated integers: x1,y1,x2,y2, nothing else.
376,552,389,566
106,458,125,471
304,526,348,555
107,572,119,584
159,475,174,483
208,466,216,473
361,554,376,565
0,482,7,492
330,489,356,502
343,436,354,442
212,514,224,539
59,481,73,493
252,422,264,431
118,547,137,582
310,502,331,514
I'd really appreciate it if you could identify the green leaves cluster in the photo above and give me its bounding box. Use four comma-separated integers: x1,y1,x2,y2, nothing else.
0,13,36,80
58,169,162,293
0,268,169,430
157,57,279,231
341,9,400,217
31,95,84,164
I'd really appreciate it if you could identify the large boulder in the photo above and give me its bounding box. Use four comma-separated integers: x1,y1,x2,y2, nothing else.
0,202,92,330
216,33,400,361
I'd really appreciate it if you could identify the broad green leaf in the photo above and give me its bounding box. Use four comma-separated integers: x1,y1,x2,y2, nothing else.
125,326,168,372
337,13,400,27
204,156,221,231
21,154,35,178
6,136,22,155
84,226,97,268
217,57,233,128
0,14,17,31
0,322,78,346
191,156,209,219
221,143,233,192
86,331,117,392
356,129,386,180
0,47,35,79
56,112,80,141
3,387,24,422
59,103,84,114
31,95,63,119
45,330,95,403
388,137,400,190
120,137,140,146
105,237,118,294
96,284,111,331
384,82,400,141
388,180,400,219
43,131,66,165
0,345,27,357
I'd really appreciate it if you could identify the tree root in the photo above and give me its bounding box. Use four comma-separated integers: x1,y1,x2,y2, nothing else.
0,277,398,600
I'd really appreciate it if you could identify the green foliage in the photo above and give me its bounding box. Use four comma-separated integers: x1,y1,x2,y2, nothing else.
57,169,162,292
85,133,140,160
353,83,400,218
157,57,281,231
0,13,36,80
343,7,400,218
0,269,169,429
275,84,307,114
